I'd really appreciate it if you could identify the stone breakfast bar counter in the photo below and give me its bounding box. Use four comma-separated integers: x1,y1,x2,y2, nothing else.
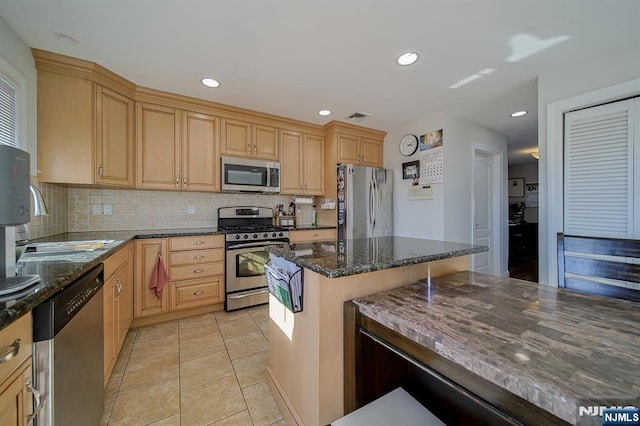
265,236,486,425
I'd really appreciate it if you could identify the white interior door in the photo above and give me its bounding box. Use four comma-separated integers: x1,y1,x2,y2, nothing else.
473,152,493,274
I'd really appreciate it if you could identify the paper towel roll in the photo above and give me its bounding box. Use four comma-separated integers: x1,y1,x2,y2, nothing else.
293,197,313,205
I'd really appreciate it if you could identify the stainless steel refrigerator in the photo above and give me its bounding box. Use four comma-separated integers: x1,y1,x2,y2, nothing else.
337,164,393,239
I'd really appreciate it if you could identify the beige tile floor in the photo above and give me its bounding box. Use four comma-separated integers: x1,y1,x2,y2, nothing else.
101,305,286,426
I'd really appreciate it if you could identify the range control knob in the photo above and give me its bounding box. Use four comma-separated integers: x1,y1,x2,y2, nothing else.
235,235,241,240
278,232,284,237
263,233,268,238
253,234,258,239
272,232,277,237
243,235,249,239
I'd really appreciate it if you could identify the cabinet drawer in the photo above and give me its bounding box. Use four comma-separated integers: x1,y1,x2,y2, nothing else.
170,276,222,310
169,262,224,281
170,235,224,251
0,314,32,385
103,243,130,279
289,229,336,243
169,248,224,266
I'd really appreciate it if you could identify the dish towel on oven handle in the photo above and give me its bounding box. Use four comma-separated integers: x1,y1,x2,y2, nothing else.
150,251,169,299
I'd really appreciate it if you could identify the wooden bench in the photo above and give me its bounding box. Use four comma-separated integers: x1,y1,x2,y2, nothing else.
557,233,640,302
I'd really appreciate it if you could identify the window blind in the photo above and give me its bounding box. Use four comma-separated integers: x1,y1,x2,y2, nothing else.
564,100,633,238
0,74,18,147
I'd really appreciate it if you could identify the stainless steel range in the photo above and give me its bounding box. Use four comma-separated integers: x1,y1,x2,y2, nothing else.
218,206,289,311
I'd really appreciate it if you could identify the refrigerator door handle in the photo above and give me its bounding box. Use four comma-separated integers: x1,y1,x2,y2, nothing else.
369,178,374,230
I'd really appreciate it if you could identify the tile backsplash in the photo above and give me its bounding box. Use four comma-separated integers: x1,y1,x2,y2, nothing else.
28,177,68,240
65,187,315,233
27,179,318,238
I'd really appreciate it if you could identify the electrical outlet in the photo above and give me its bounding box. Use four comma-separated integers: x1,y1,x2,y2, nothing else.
188,206,195,215
92,204,102,215
103,204,113,215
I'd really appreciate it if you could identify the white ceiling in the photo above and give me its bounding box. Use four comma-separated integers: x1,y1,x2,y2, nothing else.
1,0,639,166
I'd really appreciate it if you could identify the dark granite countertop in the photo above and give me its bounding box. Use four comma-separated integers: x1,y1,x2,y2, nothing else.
284,225,336,231
0,228,224,331
351,271,640,424
266,236,486,278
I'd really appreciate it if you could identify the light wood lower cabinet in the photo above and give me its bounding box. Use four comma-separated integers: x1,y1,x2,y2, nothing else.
134,236,224,321
289,229,337,243
103,242,134,385
0,314,34,426
168,235,225,310
134,238,170,318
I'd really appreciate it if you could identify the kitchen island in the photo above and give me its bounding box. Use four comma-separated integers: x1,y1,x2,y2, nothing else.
265,237,487,425
346,271,640,425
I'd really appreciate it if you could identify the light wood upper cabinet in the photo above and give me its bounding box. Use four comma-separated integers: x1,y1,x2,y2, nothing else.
137,105,218,191
221,118,279,160
182,111,219,192
280,130,325,195
136,102,181,189
96,85,135,186
37,71,135,186
336,132,383,167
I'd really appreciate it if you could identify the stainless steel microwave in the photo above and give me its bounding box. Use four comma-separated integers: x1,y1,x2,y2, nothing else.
221,156,280,193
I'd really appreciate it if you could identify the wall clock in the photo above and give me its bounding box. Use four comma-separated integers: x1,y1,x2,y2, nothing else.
399,134,418,156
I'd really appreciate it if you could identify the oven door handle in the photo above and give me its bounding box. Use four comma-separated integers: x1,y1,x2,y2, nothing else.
227,241,285,250
228,288,270,299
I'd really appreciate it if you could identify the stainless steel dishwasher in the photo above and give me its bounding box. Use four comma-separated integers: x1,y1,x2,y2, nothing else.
32,264,104,425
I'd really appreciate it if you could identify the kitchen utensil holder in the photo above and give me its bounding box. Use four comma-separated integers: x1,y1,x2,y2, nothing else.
265,260,303,313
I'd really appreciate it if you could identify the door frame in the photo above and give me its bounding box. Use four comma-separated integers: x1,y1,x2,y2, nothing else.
471,144,506,276
545,77,640,286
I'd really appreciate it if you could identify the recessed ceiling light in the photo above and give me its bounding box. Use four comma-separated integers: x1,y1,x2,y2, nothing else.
55,32,79,45
397,52,418,66
201,78,220,88
318,110,331,116
510,110,528,118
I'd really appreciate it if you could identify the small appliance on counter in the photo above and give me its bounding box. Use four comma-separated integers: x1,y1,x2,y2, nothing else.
0,145,41,294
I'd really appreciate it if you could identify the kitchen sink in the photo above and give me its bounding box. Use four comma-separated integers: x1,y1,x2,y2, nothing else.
21,240,116,257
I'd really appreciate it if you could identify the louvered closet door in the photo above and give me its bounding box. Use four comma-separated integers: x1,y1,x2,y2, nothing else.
564,99,636,238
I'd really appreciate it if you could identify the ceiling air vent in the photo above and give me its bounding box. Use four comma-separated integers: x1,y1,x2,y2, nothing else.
344,111,371,122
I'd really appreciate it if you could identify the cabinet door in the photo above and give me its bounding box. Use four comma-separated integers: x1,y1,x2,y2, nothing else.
0,360,31,426
279,130,304,194
136,103,181,189
221,118,252,157
304,134,325,195
254,124,279,160
337,133,360,164
103,276,116,385
182,111,219,191
134,239,169,318
116,246,133,349
95,85,135,187
360,136,383,167
37,71,93,184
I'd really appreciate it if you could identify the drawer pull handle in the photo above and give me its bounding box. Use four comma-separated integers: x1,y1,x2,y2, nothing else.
191,255,205,259
192,291,205,296
191,269,204,274
192,241,205,245
26,378,42,424
0,339,20,364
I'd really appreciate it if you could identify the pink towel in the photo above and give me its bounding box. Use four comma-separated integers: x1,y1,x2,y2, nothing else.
149,252,169,299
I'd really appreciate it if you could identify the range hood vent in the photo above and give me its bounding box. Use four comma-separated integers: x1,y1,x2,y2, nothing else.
344,111,371,122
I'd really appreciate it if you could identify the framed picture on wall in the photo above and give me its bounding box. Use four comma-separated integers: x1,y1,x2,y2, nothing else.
402,161,420,180
508,177,525,197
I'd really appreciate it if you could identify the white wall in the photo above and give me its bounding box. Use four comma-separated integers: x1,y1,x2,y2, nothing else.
384,113,446,240
538,50,640,285
384,113,508,274
0,14,37,171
